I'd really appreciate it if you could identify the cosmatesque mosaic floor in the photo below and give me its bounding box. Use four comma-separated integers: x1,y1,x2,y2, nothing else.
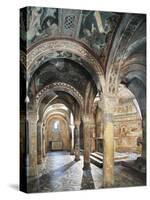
27,151,146,193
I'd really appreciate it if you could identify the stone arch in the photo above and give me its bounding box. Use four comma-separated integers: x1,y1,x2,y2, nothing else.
25,38,105,91
35,82,84,109
120,65,146,87
36,87,78,123
42,98,77,120
37,105,71,163
106,14,145,94
43,107,70,126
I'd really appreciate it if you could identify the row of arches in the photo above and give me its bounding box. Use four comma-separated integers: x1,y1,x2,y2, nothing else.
20,11,146,192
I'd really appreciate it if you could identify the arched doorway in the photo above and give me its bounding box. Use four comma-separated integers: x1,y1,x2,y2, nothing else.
46,114,70,152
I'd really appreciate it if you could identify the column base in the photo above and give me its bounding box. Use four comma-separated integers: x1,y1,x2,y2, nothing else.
83,162,91,170
27,177,39,193
37,156,42,165
102,182,114,188
37,160,42,165
122,156,146,174
74,148,80,161
28,166,38,177
74,157,80,161
136,156,146,173
70,149,74,155
43,154,46,158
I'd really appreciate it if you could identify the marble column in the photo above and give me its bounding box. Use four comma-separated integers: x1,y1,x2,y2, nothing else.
37,121,42,164
103,94,116,187
74,121,81,161
27,111,38,177
82,115,91,170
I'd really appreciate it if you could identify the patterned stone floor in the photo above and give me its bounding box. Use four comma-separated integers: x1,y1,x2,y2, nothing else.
27,151,146,193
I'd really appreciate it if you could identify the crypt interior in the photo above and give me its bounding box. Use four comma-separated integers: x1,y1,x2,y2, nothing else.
20,7,146,192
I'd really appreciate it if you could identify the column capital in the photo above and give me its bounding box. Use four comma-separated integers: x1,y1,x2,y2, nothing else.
74,120,81,128
90,123,96,129
82,115,91,123
37,120,43,126
102,92,118,101
27,110,38,122
101,93,118,114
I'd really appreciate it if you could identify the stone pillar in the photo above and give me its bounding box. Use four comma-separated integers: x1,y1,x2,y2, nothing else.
142,113,146,159
135,112,146,174
82,115,91,170
70,125,74,155
45,127,49,153
37,121,42,164
42,124,46,157
90,121,96,152
20,112,27,190
103,94,116,187
27,111,38,177
74,121,81,161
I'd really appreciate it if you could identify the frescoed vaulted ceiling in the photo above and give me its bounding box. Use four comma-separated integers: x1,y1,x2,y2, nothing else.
20,7,122,67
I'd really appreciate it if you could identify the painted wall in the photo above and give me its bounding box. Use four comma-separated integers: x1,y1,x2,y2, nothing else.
113,102,142,153
45,115,71,151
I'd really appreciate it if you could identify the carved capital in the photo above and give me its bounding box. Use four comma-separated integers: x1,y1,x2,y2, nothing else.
74,120,81,128
27,111,38,123
82,115,91,123
102,93,117,112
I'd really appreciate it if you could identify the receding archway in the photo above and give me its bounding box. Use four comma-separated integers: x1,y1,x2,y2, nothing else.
45,114,70,151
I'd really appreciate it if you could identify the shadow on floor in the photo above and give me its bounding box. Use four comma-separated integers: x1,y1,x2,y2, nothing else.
47,151,69,156
49,160,76,177
28,160,77,192
9,184,19,191
37,160,76,190
80,170,95,190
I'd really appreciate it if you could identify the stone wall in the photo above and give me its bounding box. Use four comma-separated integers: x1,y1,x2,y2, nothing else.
45,115,71,151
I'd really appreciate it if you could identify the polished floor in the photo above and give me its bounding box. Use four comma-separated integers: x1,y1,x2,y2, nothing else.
28,151,146,193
